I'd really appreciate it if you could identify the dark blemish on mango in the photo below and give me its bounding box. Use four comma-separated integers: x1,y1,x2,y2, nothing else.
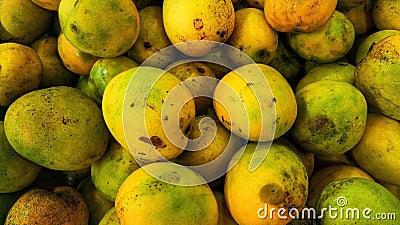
197,67,205,74
150,136,166,148
259,183,285,205
193,18,204,30
216,30,226,39
308,116,336,136
71,24,79,33
143,41,152,49
258,49,269,59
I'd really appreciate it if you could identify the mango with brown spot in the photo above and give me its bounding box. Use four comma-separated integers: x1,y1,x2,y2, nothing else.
290,80,367,156
5,186,89,225
224,142,308,225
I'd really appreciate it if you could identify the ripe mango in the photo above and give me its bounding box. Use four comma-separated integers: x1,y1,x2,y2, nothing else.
4,86,110,171
163,0,235,56
5,186,89,225
225,142,308,225
291,81,367,156
0,121,42,193
115,162,218,225
58,0,140,57
350,113,400,185
354,33,400,121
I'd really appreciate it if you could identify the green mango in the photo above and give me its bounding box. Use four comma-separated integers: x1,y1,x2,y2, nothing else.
316,177,400,224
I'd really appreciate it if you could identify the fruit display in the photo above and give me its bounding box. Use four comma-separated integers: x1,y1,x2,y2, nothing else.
0,0,400,224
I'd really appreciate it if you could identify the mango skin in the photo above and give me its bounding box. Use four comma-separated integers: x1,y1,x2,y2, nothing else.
291,80,367,156
286,10,355,64
127,6,172,67
354,34,400,121
91,138,140,201
4,86,110,171
30,36,78,88
163,0,235,56
295,61,355,92
355,29,400,65
315,177,400,225
0,43,42,107
0,0,53,44
227,7,278,65
307,165,374,208
98,207,119,225
5,186,89,225
58,0,140,57
0,121,42,193
115,162,218,225
88,56,138,105
264,0,338,33
213,63,297,142
350,113,400,185
102,67,195,161
224,142,308,225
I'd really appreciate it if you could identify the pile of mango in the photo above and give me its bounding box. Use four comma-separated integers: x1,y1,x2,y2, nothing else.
1,0,400,224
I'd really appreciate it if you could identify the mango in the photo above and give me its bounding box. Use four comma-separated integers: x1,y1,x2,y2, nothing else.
264,0,338,33
30,36,78,88
115,162,218,225
295,61,356,92
350,113,400,185
0,42,42,107
286,10,355,64
91,138,140,201
355,29,400,65
274,136,315,178
213,63,296,142
5,186,89,225
4,86,110,170
103,66,195,161
58,0,140,57
354,33,400,121
224,142,308,225
372,0,400,30
57,32,100,75
168,61,216,115
127,6,173,67
267,35,302,83
173,113,244,182
163,0,235,56
315,178,400,224
291,80,367,156
88,56,138,105
98,207,119,225
307,165,374,208
227,7,278,65
338,0,375,36
0,0,53,44
0,121,42,193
